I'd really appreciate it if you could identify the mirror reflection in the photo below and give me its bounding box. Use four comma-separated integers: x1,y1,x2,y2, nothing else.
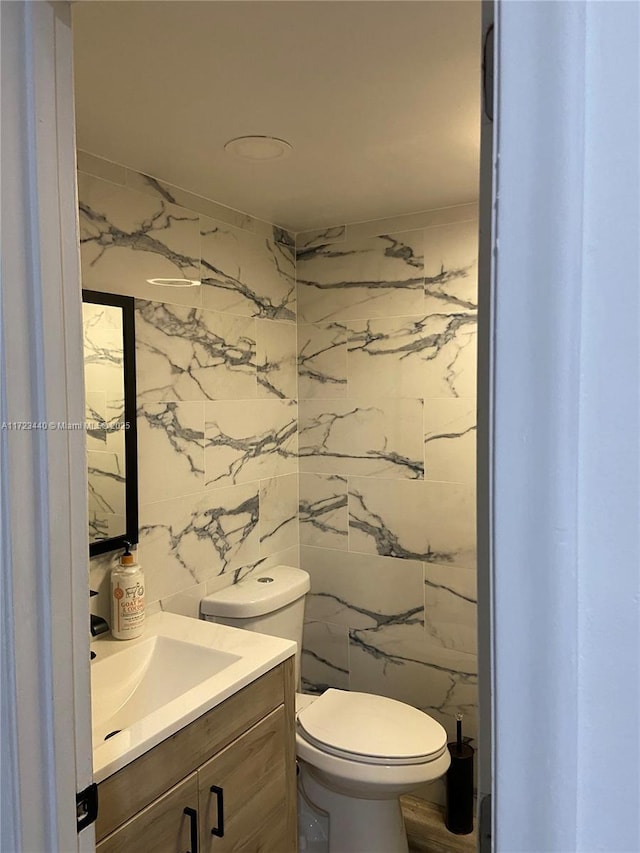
82,290,138,554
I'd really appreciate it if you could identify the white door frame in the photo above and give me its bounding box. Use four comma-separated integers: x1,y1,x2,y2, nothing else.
1,2,94,850
480,1,639,851
1,1,638,851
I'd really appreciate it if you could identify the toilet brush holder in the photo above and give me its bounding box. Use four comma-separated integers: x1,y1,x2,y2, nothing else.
445,715,474,835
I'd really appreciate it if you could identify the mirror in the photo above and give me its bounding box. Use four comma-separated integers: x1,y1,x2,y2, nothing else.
82,290,138,556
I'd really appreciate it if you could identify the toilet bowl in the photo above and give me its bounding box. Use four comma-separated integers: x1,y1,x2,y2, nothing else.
295,690,449,853
201,566,451,853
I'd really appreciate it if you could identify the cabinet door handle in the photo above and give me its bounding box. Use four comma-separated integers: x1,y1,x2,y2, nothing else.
183,806,198,853
209,785,225,838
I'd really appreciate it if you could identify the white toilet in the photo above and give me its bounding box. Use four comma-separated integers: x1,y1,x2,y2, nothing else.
200,565,450,853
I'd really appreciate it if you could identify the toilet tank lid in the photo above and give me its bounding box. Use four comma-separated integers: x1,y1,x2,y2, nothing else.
200,565,310,618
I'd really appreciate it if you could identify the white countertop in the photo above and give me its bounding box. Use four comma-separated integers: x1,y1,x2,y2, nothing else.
91,611,296,783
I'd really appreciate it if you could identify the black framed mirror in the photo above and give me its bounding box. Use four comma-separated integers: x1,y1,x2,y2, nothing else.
82,290,138,556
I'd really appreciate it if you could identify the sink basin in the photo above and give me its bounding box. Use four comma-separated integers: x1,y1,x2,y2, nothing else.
91,635,240,744
90,610,296,782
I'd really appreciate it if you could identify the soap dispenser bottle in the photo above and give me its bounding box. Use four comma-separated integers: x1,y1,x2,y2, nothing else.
111,542,145,640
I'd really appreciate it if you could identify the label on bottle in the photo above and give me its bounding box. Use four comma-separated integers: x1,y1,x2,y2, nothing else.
111,569,145,640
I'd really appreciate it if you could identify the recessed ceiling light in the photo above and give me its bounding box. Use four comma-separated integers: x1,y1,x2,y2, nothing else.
224,135,293,161
146,278,201,287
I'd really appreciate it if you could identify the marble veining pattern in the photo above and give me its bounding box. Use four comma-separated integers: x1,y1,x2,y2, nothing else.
300,547,425,629
88,514,109,544
302,621,350,693
348,477,476,569
137,402,205,503
424,564,478,656
135,300,257,401
299,473,348,550
83,302,127,542
256,320,298,399
205,399,298,488
200,218,295,321
259,474,299,556
424,398,476,484
122,165,294,246
423,220,478,317
296,225,346,251
222,545,300,589
349,487,454,564
299,399,424,479
296,232,425,323
151,545,301,621
78,156,479,764
80,199,199,277
139,483,260,601
296,219,479,758
78,174,201,300
87,450,126,515
297,323,348,399
348,622,478,744
346,313,477,399
273,226,295,249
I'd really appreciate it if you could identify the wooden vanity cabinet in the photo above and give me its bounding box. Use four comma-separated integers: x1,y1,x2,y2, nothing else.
198,706,290,853
96,659,296,853
95,774,198,853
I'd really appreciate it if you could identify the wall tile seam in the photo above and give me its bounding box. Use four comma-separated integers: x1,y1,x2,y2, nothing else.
296,312,478,322
349,211,479,234
340,629,479,664
295,207,480,248
299,539,477,568
77,156,294,245
297,396,475,404
297,472,472,487
342,473,475,488
133,290,299,321
298,219,481,247
78,152,478,246
138,474,299,510
138,395,299,404
303,617,479,658
297,394,427,402
148,544,303,600
138,468,301,500
340,552,477,573
294,313,479,326
301,543,424,558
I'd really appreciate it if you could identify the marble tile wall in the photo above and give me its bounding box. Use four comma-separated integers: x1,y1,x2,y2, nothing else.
81,160,299,621
80,154,479,802
296,216,479,787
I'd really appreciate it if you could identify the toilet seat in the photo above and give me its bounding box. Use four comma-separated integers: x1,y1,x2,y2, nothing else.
296,689,447,766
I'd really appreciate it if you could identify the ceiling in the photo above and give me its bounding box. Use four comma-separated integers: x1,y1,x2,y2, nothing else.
72,1,481,233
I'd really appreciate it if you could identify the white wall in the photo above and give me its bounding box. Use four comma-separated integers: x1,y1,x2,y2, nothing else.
490,1,640,850
1,2,93,849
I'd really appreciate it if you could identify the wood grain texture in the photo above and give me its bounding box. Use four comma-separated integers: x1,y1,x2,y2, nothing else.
96,664,285,841
198,705,295,853
96,773,198,853
282,656,297,851
402,795,477,853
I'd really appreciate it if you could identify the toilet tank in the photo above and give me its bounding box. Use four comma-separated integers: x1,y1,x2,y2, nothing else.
200,565,310,686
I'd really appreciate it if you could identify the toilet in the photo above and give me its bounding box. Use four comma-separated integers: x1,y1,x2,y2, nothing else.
200,565,450,853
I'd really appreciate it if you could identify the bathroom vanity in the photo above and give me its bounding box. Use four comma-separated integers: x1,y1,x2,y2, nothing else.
90,613,297,852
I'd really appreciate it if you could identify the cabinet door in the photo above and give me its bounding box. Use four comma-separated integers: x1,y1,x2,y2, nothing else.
198,705,296,853
96,772,199,853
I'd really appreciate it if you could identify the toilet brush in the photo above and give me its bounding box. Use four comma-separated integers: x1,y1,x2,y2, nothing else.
445,713,474,834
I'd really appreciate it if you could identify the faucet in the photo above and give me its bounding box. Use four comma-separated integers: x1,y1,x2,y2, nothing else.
90,613,109,637
90,589,109,637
